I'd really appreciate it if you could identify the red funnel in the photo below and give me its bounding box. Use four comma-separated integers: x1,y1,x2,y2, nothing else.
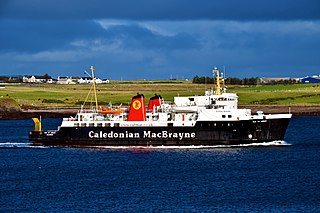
147,94,162,112
128,93,146,121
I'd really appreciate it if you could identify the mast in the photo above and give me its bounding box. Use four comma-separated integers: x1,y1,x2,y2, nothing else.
213,67,224,95
91,65,99,111
222,65,226,93
81,65,99,113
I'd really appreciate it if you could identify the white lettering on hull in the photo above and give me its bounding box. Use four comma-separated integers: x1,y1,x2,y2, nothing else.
143,131,196,140
89,130,196,140
89,131,140,139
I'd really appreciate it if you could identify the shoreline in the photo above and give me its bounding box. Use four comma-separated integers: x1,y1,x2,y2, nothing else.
1,105,320,120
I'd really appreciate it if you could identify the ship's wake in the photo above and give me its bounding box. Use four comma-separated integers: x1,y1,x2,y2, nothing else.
236,140,291,147
93,141,291,149
0,142,47,149
0,141,291,149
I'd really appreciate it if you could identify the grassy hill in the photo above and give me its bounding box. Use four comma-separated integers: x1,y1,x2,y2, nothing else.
0,82,319,109
233,84,320,105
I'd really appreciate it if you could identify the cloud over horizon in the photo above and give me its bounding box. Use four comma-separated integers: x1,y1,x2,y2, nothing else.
0,0,320,79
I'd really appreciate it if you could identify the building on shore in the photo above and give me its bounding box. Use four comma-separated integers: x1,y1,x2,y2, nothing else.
56,76,80,84
0,80,5,89
301,76,320,84
0,75,23,83
57,76,109,84
260,77,300,84
23,75,53,83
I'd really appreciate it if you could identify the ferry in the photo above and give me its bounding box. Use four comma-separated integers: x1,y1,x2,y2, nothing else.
29,66,292,147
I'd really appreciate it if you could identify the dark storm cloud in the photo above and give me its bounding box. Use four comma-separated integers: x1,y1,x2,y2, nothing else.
210,23,320,51
100,24,202,50
1,0,320,20
0,19,201,53
0,20,106,52
1,0,319,78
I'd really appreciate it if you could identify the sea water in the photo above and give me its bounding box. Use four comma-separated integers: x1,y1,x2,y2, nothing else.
0,117,319,212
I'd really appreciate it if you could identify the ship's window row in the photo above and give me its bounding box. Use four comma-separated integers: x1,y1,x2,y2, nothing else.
217,98,236,101
73,123,112,127
200,122,234,128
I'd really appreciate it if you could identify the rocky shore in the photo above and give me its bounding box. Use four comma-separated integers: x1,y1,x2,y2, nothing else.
0,108,78,120
1,105,320,120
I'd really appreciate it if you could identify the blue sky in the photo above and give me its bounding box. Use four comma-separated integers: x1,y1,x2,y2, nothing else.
1,0,320,80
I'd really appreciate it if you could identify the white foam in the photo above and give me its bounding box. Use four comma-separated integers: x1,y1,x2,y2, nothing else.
86,141,291,149
4,141,289,149
237,140,291,147
0,142,47,148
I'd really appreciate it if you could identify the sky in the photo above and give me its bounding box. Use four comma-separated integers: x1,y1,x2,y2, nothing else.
1,0,320,80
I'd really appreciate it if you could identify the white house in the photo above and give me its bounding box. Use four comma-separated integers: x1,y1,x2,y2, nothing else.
78,77,109,84
23,75,53,83
102,79,110,84
95,78,103,84
57,76,80,84
78,77,92,84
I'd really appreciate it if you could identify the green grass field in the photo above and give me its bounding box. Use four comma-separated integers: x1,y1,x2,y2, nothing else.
231,84,320,105
1,81,320,108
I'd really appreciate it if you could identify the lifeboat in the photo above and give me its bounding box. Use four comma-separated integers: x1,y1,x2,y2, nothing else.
99,107,123,115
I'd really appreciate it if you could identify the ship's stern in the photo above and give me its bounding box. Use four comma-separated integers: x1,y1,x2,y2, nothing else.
29,130,45,144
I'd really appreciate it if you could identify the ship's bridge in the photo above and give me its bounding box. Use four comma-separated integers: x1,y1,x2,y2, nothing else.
213,93,238,109
174,92,238,110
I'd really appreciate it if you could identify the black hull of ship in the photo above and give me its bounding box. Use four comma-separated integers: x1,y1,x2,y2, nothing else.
29,118,291,147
